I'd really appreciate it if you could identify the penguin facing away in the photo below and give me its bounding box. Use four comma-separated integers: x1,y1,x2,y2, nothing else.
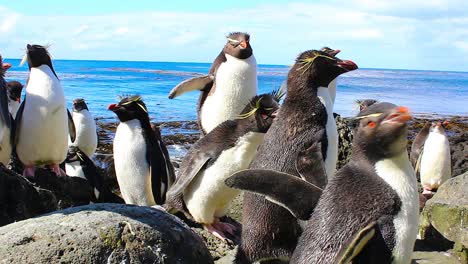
232,49,358,263
109,95,175,206
227,102,420,264
165,92,281,241
65,146,124,204
6,81,23,119
15,44,76,177
69,98,98,157
418,121,451,198
168,32,257,134
0,55,12,165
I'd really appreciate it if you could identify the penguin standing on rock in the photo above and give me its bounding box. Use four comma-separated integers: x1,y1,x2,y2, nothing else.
69,98,98,157
168,32,257,134
65,146,124,204
165,92,280,241
413,121,451,198
0,55,12,166
232,49,358,263
15,44,75,177
227,102,420,264
6,81,23,119
109,96,175,206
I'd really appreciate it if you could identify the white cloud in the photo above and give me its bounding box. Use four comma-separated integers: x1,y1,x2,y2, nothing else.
0,2,467,71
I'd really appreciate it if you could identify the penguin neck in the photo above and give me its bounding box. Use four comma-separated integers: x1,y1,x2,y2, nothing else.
317,87,333,113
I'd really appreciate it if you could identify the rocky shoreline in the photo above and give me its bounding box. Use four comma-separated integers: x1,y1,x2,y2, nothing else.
0,114,466,263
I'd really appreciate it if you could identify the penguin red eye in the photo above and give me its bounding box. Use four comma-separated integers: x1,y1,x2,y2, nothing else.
367,121,376,128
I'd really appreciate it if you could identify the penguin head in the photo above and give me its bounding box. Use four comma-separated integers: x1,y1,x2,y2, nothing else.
355,99,379,112
430,121,448,134
6,81,23,103
320,47,341,57
224,32,253,59
290,49,358,88
66,146,85,163
238,93,280,133
22,44,54,71
354,102,412,159
0,55,11,75
73,98,89,112
108,95,149,122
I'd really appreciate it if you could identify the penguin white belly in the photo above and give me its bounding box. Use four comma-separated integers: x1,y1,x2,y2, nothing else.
0,127,11,165
69,110,98,157
113,119,155,206
375,152,419,264
9,100,20,119
200,54,257,133
17,65,68,166
184,132,264,224
65,161,100,199
318,88,338,179
420,132,451,190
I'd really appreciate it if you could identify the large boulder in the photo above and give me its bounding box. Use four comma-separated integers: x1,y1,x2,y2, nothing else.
0,204,213,264
419,172,468,262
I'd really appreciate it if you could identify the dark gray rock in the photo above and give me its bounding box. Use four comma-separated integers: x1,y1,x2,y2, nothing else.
335,114,354,169
0,204,213,264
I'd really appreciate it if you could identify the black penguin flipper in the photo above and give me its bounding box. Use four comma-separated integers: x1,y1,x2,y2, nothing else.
337,221,377,264
0,79,11,130
68,109,76,143
13,98,26,147
168,75,214,99
153,126,176,188
225,169,323,220
410,122,430,168
296,140,328,189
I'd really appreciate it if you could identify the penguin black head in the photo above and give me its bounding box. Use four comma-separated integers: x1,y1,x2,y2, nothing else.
224,32,253,60
22,44,55,71
0,55,11,77
354,102,412,159
73,98,89,112
290,49,358,88
238,93,280,133
108,95,149,122
356,99,379,112
6,81,23,102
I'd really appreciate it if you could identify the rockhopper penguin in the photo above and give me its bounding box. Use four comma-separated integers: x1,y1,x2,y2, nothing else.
109,96,175,206
230,49,358,263
227,102,420,264
69,98,98,157
168,32,257,135
15,44,76,177
165,92,280,241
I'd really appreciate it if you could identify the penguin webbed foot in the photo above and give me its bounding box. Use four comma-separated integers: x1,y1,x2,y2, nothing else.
205,218,239,243
50,164,67,177
23,166,36,179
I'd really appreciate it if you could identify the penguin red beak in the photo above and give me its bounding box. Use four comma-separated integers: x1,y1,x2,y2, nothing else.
108,103,120,111
382,106,412,124
337,60,358,72
2,63,11,71
239,41,248,49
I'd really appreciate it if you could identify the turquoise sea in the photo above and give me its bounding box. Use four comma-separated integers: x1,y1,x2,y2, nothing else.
4,59,468,122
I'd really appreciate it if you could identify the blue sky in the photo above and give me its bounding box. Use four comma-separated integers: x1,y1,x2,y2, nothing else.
1,0,468,71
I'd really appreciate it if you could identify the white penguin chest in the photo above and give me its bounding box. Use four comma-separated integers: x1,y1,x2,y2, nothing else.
375,152,419,264
420,131,451,188
201,55,258,133
184,132,265,223
70,110,98,157
9,99,20,119
16,65,68,165
113,119,155,206
317,87,338,179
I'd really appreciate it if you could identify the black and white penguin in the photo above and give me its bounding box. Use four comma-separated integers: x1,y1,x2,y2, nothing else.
227,102,419,264
165,92,280,240
231,49,358,263
69,98,98,157
417,121,451,197
65,146,124,204
168,32,257,134
6,81,23,119
15,44,75,177
109,95,175,206
0,56,12,165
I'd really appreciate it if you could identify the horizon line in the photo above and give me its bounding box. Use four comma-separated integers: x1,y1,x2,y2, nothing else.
3,57,468,74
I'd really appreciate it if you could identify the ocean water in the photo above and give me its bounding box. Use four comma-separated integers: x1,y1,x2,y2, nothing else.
4,59,468,123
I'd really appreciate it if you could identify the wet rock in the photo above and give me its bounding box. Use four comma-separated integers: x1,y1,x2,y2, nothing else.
0,204,213,264
335,114,354,169
449,132,467,177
